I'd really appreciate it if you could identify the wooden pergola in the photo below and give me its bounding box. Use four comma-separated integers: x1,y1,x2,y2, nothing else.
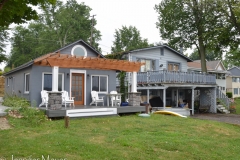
34,52,143,92
34,52,143,72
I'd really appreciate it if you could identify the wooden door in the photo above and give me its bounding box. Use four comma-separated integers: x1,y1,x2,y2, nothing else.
71,73,84,105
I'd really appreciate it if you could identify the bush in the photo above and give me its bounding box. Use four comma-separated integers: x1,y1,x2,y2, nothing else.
3,95,48,127
226,92,232,98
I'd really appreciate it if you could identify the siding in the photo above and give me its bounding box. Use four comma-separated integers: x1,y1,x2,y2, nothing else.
30,65,116,107
4,66,32,101
59,41,98,57
130,47,188,72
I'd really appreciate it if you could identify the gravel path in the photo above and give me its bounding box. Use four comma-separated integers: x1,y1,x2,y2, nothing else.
191,113,240,125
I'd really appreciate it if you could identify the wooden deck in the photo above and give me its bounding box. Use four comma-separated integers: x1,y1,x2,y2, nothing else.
40,105,146,118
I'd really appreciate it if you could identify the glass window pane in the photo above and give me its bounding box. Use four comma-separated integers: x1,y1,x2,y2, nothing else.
100,77,107,92
74,47,85,56
92,76,99,91
58,74,62,91
44,74,52,91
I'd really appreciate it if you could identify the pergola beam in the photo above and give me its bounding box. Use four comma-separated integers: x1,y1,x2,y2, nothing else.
34,53,143,72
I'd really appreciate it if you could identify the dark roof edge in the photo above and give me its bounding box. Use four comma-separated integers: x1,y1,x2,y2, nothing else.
3,61,34,76
55,39,105,59
127,45,193,62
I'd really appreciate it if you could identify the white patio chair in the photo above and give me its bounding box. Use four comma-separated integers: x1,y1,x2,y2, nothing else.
39,90,49,109
90,91,104,106
110,91,121,107
62,90,75,109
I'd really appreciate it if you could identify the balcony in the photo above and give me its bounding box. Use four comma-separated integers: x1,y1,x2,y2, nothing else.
137,70,216,85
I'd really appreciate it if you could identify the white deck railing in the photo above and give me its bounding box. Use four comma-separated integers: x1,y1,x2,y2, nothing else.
137,70,216,84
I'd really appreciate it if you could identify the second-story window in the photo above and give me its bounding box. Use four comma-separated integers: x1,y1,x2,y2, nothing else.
137,59,155,72
168,62,180,71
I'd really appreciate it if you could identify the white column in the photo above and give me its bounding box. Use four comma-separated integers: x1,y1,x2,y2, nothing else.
131,71,137,92
192,87,195,115
52,66,59,92
176,89,179,107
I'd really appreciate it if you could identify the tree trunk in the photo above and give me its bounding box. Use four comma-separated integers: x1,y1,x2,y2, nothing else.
199,39,207,73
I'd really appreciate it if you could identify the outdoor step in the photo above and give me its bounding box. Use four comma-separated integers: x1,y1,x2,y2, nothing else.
217,105,223,107
222,109,229,113
217,106,225,110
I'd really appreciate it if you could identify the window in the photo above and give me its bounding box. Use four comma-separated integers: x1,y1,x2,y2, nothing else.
168,62,180,71
222,87,225,90
137,58,155,72
71,45,87,57
24,73,30,93
234,88,238,95
91,75,108,93
42,73,64,91
216,73,225,79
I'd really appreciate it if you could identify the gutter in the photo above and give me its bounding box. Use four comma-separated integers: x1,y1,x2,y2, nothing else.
3,61,34,76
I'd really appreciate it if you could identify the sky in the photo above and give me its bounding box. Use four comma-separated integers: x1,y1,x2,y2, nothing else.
76,0,163,54
3,0,163,70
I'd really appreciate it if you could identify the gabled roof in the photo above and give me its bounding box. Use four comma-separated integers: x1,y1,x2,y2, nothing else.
3,39,104,76
127,45,193,62
228,66,240,71
188,60,229,73
55,39,104,58
187,62,212,70
206,60,223,70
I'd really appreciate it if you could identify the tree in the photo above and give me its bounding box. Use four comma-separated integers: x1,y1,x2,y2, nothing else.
109,26,152,102
189,49,220,61
155,0,226,72
111,26,152,53
0,0,56,27
7,0,102,68
40,0,101,51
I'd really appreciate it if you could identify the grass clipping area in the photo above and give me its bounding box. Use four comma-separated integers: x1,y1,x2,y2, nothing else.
0,114,240,159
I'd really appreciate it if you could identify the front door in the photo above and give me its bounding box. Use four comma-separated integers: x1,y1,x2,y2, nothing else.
71,73,84,105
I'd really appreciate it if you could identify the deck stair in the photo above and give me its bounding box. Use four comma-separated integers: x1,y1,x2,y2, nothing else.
66,108,117,118
217,104,230,114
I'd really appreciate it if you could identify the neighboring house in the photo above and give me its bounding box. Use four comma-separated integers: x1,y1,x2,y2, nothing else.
121,45,218,114
187,60,228,94
227,66,240,98
3,39,141,107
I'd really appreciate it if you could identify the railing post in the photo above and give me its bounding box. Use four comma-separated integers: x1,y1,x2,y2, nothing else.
163,69,166,82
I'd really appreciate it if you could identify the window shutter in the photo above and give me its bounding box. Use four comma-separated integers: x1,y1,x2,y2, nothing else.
154,59,159,71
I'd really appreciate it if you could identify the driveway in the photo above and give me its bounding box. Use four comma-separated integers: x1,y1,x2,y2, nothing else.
191,113,240,125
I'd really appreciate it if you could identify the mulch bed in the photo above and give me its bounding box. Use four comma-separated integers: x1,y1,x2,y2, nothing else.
191,113,240,126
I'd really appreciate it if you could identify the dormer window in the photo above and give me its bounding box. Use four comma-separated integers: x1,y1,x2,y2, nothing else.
71,45,87,57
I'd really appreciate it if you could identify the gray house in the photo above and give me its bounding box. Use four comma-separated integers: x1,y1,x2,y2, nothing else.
4,39,142,108
120,45,219,115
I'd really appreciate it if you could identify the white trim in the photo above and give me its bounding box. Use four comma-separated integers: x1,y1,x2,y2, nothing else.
70,69,86,105
42,72,64,91
91,75,108,94
71,45,87,57
24,73,30,94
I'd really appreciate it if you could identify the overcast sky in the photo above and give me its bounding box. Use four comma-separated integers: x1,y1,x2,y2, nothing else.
79,0,163,54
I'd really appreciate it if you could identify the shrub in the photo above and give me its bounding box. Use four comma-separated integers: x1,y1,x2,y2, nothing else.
3,95,48,127
226,92,232,98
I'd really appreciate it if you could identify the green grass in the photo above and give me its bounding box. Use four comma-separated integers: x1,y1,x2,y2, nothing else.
235,98,240,114
1,114,240,160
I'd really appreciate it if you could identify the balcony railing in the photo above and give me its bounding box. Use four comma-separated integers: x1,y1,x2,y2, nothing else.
137,70,216,85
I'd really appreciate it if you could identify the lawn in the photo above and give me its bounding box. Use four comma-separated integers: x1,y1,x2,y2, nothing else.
0,114,240,160
234,98,240,114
